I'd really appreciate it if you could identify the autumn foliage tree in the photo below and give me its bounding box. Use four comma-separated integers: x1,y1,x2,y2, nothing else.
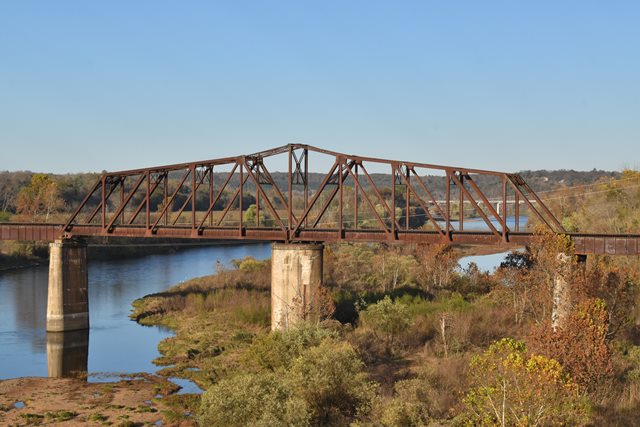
15,174,64,222
462,338,590,426
414,244,459,291
529,298,613,393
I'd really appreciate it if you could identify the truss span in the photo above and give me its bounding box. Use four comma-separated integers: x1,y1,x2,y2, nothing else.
1,144,639,255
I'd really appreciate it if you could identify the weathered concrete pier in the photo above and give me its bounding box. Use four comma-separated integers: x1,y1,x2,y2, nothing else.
271,243,324,330
46,239,89,332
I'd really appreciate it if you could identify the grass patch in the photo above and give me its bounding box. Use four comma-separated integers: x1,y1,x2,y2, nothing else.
132,271,272,389
19,413,45,424
88,412,108,422
45,410,77,422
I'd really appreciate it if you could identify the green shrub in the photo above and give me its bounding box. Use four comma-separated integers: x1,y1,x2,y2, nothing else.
244,323,339,371
198,372,310,427
288,340,378,425
201,336,377,427
380,378,431,427
359,296,411,354
231,256,270,272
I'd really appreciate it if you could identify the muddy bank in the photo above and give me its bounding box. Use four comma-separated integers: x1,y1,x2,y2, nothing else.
0,374,197,426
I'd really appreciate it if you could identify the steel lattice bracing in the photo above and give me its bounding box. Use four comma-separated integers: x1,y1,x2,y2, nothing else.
1,144,640,255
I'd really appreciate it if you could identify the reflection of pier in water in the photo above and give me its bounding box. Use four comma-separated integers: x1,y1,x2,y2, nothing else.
47,330,88,379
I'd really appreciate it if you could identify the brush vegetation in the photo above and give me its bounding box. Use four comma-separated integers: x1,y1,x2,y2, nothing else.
128,172,640,426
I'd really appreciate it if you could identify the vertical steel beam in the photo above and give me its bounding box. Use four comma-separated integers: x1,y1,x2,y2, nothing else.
191,165,197,229
101,176,106,229
445,172,450,239
459,172,464,231
405,166,410,231
209,166,214,227
391,163,396,238
256,182,260,227
146,171,150,229
164,173,169,226
502,175,507,241
288,146,293,231
353,163,358,230
239,160,243,235
515,191,520,232
304,148,309,228
120,180,125,225
339,161,343,239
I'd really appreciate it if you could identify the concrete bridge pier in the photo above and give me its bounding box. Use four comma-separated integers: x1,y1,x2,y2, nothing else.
46,239,89,332
552,253,587,330
271,243,324,331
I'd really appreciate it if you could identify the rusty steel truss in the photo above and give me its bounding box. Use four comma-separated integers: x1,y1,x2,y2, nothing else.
1,144,640,255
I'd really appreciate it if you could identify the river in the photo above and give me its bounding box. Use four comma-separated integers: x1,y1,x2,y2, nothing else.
0,243,271,382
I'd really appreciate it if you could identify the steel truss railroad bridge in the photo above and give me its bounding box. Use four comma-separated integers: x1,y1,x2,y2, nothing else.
1,144,639,255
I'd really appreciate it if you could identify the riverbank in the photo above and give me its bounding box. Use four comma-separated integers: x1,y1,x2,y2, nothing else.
0,243,273,426
0,374,195,426
130,257,271,391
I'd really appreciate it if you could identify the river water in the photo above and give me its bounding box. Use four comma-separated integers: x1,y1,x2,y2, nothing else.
0,231,518,384
0,243,271,382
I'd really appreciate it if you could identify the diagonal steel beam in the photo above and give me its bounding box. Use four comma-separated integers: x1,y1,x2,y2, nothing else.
196,164,237,231
128,173,166,225
171,167,210,226
345,164,390,233
242,159,287,231
449,173,501,237
105,173,147,232
409,169,453,231
292,160,339,235
395,167,445,236
150,169,191,232
216,171,250,227
359,163,402,231
63,178,101,231
310,160,354,228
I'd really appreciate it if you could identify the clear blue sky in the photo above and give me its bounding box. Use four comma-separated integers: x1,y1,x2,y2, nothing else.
1,1,638,173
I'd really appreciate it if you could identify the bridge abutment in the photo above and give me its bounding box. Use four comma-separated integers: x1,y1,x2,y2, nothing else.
46,239,89,332
271,242,324,331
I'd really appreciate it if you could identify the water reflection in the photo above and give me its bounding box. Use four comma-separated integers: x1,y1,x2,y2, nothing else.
47,330,89,379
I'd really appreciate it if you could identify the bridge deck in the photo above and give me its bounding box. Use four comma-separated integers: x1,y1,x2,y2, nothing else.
1,222,639,256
